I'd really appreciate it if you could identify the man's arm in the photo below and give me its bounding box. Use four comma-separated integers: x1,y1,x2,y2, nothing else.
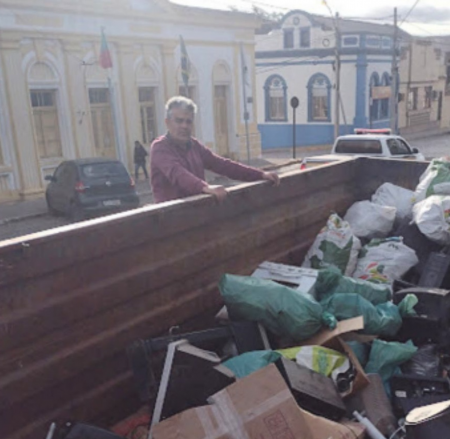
199,144,279,186
151,144,208,196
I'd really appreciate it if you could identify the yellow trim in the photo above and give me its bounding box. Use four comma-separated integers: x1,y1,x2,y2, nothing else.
62,43,81,159
16,14,64,27
128,24,162,34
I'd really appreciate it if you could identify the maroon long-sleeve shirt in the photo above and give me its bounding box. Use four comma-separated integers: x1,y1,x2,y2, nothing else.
150,134,265,203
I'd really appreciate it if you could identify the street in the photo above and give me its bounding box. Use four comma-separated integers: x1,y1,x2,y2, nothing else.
1,133,449,243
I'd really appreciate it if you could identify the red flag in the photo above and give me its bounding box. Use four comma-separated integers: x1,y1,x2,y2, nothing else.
100,29,113,69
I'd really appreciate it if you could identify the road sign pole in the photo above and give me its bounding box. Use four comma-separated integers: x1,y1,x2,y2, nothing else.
290,97,299,160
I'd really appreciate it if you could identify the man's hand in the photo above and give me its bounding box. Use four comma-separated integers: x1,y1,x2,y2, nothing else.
202,184,228,202
262,172,280,186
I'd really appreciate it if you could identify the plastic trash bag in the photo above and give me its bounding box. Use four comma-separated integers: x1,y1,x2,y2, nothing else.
414,158,450,203
401,344,441,377
302,213,361,276
365,339,418,383
315,267,391,305
412,195,450,245
222,350,282,378
372,183,415,222
344,201,396,239
353,237,419,285
295,346,348,377
219,274,337,342
346,341,370,368
321,293,418,337
397,293,418,317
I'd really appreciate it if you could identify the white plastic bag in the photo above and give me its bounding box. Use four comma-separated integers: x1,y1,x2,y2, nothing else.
413,195,450,245
414,158,450,203
372,183,414,221
353,237,419,284
344,201,396,239
303,213,361,276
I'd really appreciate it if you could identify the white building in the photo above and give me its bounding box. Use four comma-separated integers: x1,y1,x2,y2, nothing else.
0,0,262,201
256,10,409,150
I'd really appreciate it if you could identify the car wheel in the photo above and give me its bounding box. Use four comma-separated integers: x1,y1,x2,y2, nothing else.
46,194,58,216
69,200,85,222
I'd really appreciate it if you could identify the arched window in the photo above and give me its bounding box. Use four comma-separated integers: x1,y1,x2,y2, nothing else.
307,73,331,122
380,73,391,119
369,72,380,122
264,75,287,122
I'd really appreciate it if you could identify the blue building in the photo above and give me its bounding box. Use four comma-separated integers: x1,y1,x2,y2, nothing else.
255,10,409,150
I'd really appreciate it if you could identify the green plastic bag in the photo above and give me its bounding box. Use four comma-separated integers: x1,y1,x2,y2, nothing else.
219,274,337,342
398,293,419,317
365,339,418,382
346,341,370,368
315,267,392,305
222,351,282,378
321,293,415,337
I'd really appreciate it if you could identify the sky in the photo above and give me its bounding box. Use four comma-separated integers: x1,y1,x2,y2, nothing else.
173,0,450,36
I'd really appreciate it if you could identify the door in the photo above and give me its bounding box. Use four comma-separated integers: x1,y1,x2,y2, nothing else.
89,88,117,159
214,85,230,157
387,138,416,159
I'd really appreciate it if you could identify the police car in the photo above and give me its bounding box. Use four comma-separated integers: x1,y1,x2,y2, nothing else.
330,129,425,161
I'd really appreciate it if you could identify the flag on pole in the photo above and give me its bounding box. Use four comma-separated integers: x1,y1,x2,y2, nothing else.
99,28,113,69
179,35,190,93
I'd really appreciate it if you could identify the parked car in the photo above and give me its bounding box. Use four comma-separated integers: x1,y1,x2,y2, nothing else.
330,129,425,161
45,158,140,220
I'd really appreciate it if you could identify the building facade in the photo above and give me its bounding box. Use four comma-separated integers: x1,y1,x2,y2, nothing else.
0,0,262,201
397,37,449,137
255,10,407,150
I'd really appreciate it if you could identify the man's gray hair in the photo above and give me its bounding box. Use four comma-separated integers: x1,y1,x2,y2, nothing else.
165,96,197,119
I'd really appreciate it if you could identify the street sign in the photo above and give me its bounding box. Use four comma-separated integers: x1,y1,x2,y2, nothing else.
290,96,299,109
290,96,299,159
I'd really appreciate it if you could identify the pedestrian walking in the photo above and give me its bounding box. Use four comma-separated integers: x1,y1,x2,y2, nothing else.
134,140,148,180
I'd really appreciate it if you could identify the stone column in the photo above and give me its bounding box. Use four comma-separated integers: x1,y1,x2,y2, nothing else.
63,39,94,158
160,42,177,101
1,35,43,197
117,43,139,170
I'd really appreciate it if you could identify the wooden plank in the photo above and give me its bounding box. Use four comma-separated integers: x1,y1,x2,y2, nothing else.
355,157,427,199
0,181,354,354
0,160,356,287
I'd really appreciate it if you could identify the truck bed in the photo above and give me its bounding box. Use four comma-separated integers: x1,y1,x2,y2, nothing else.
0,157,427,439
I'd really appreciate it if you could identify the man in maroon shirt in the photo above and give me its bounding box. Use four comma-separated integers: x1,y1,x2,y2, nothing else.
150,96,279,203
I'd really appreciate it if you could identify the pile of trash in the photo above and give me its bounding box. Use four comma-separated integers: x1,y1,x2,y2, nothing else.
49,158,450,439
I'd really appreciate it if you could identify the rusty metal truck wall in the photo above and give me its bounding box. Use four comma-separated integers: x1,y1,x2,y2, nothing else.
0,158,423,439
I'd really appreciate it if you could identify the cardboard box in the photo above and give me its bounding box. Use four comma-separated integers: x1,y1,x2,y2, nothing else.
152,364,365,439
299,317,370,397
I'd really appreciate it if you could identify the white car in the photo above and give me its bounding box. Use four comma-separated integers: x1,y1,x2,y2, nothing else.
330,132,425,161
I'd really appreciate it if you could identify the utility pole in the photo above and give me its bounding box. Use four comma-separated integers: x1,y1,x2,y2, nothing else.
334,13,341,140
390,7,398,133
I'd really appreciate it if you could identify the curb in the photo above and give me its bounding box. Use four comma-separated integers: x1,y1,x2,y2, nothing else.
0,212,48,226
0,190,154,226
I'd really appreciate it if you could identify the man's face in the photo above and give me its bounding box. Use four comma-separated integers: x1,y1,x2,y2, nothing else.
165,107,194,144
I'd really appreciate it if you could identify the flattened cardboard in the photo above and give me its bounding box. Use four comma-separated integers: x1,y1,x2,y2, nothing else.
299,317,370,397
152,364,365,439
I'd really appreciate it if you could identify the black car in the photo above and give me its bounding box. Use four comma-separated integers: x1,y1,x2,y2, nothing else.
45,158,140,220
